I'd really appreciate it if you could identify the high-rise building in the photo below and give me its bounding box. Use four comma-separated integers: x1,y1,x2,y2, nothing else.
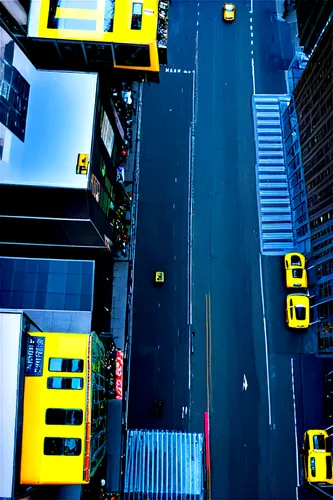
295,0,333,55
293,16,333,350
0,28,131,257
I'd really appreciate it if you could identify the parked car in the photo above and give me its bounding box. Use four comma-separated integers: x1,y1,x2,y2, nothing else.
286,293,310,328
302,430,333,486
284,252,308,288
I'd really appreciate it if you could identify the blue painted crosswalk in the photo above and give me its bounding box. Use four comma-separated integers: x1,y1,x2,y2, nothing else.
252,95,295,255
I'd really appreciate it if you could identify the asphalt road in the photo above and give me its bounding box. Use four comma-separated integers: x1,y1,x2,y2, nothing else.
127,0,198,430
128,1,326,499
191,2,272,499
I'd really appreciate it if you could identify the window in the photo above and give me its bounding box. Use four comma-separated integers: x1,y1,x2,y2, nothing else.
113,43,150,68
295,306,306,321
46,409,83,425
47,377,84,390
327,456,333,480
44,437,82,456
313,434,326,450
131,3,142,30
104,0,115,31
292,269,303,279
49,358,84,373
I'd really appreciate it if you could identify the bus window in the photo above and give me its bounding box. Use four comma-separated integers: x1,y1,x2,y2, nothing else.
113,43,150,67
47,377,84,390
46,409,83,425
131,3,143,30
44,438,82,456
48,358,84,373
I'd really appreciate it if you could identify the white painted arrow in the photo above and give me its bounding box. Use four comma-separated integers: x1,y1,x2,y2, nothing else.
243,374,248,391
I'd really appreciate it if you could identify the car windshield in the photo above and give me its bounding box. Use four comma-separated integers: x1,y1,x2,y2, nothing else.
295,305,306,320
225,5,233,11
313,434,326,450
291,256,301,266
292,269,303,278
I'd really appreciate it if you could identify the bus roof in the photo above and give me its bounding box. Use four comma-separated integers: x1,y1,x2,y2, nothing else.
0,311,42,499
28,0,159,45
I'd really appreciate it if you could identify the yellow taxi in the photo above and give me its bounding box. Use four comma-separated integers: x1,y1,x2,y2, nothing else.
222,3,235,21
284,252,308,288
286,293,310,329
155,271,164,283
303,430,333,485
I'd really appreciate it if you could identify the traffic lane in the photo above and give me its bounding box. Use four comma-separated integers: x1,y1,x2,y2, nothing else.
253,1,294,94
208,246,271,500
207,159,271,499
269,353,299,499
128,73,192,430
260,256,306,498
260,256,324,498
168,0,198,69
190,0,256,433
192,2,272,498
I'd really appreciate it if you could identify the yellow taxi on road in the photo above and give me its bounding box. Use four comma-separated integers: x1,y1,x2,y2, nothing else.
303,430,333,485
222,3,235,21
155,271,164,284
286,293,310,329
284,252,308,288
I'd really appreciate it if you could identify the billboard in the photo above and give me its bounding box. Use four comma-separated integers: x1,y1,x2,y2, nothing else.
115,349,123,400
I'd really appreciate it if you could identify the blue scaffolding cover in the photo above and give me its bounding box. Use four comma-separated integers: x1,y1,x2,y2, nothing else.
124,430,205,499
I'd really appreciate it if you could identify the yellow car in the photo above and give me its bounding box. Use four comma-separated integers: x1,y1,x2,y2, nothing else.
222,3,235,21
284,252,308,288
286,293,310,329
303,430,333,485
155,271,164,283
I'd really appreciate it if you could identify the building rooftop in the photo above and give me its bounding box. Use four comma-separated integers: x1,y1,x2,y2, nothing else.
1,39,97,188
28,0,159,45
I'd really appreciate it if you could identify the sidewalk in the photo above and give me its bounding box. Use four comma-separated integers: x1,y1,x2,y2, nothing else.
106,80,143,496
110,80,143,350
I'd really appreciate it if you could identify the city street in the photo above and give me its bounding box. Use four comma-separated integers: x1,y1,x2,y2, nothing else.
128,1,327,500
127,0,198,430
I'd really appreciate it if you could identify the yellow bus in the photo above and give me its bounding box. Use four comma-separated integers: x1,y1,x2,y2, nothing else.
20,331,106,485
28,0,168,73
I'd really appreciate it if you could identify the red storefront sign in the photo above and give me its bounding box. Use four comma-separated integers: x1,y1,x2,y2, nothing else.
115,350,124,400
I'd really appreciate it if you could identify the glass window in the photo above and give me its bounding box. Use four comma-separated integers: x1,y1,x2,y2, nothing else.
327,456,333,480
44,438,82,456
46,409,83,425
71,378,84,390
47,377,84,390
313,434,326,450
49,358,84,373
104,0,115,31
113,44,150,68
295,306,306,321
131,3,143,30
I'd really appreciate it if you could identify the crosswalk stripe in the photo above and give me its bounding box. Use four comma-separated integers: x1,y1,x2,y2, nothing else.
252,95,295,255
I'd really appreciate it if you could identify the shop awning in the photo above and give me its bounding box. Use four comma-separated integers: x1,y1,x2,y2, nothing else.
124,430,205,500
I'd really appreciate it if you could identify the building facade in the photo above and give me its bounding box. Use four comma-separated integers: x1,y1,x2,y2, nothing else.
0,27,132,259
293,16,333,351
295,0,333,56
